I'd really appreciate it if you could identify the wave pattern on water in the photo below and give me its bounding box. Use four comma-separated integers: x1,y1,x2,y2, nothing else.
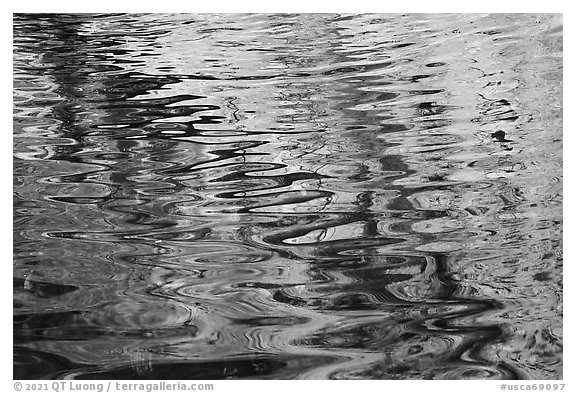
13,13,562,380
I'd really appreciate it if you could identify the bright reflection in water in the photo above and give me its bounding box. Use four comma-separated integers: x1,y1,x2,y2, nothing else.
13,14,562,379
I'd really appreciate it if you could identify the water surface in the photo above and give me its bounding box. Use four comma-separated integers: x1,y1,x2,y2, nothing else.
13,13,563,379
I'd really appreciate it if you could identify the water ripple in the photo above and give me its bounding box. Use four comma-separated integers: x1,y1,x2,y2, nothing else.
14,13,562,379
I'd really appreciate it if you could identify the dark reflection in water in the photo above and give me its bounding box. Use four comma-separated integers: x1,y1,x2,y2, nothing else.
13,14,562,379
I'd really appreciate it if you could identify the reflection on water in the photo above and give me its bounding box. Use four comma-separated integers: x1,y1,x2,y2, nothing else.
13,14,562,379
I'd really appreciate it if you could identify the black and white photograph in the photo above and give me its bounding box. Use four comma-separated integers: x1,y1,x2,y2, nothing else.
12,9,564,383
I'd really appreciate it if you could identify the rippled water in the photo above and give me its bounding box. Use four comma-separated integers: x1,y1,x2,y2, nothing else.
13,13,563,380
